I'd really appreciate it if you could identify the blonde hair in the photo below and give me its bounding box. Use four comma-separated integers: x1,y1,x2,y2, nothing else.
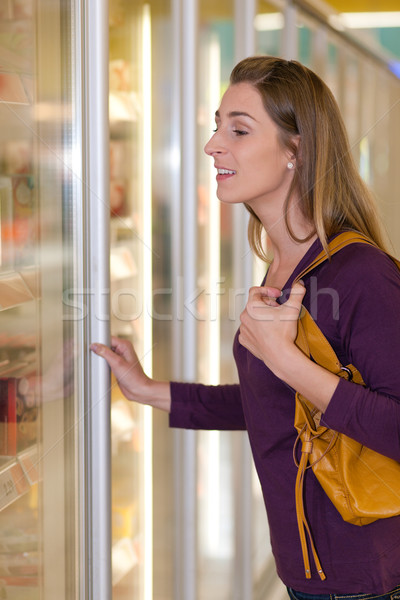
230,56,387,260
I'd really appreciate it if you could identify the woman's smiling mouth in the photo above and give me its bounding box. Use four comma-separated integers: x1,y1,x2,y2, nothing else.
216,168,236,180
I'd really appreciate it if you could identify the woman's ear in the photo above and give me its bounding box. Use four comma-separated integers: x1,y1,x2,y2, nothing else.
289,134,301,167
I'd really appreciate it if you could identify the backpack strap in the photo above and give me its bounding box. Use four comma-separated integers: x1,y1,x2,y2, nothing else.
294,230,398,374
295,230,400,283
295,231,376,284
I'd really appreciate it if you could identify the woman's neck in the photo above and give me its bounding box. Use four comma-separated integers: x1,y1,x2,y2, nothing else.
248,191,317,287
264,234,317,290
260,207,317,290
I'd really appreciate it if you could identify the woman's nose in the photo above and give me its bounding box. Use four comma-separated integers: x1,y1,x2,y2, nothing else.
204,132,223,156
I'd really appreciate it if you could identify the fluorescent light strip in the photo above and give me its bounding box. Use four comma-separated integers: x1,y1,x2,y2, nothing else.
142,10,152,366
255,10,400,31
142,5,153,600
339,11,400,29
254,12,283,31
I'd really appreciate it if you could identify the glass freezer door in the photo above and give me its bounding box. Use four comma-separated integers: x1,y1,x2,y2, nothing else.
0,1,83,599
0,2,111,599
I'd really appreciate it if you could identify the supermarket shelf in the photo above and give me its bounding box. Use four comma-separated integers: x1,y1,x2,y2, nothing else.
0,445,39,512
0,351,36,378
110,215,140,237
0,271,36,311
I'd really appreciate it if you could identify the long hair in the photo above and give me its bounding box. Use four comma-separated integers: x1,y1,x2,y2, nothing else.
230,56,388,260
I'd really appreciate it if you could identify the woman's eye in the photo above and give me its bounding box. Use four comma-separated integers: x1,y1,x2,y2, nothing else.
212,127,218,133
233,129,248,136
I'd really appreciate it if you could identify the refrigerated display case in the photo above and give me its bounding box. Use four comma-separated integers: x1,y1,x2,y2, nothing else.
0,6,58,600
0,1,111,598
0,1,170,598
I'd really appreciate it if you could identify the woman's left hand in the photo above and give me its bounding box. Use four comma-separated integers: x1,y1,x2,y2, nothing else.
239,281,340,411
239,282,306,369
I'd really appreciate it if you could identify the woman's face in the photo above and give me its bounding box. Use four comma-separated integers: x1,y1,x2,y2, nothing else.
204,82,296,211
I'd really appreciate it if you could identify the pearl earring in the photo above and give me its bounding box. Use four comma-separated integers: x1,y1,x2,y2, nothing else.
287,161,294,169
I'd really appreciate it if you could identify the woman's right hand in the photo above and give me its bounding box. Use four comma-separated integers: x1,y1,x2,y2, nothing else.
90,336,171,412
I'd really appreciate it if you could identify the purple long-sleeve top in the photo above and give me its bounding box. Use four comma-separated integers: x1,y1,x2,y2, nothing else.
169,235,400,594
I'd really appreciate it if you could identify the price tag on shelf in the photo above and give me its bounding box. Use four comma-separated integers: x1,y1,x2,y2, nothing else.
0,462,29,511
0,466,19,510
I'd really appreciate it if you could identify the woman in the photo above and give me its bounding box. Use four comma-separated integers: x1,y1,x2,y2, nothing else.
91,57,400,598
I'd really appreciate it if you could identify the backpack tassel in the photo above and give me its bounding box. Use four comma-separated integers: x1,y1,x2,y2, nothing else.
295,430,326,581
